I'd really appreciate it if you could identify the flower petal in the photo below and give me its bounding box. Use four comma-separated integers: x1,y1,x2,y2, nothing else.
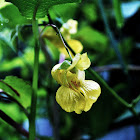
79,80,101,112
76,53,91,70
67,53,80,71
76,69,85,81
51,63,68,86
56,86,86,114
51,63,61,81
67,19,78,34
60,19,78,36
67,39,83,55
66,71,81,89
42,27,63,49
58,39,83,58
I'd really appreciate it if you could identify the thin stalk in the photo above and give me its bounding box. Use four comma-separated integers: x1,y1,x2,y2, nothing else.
41,23,73,61
98,0,127,74
88,68,130,107
51,24,73,61
47,14,73,60
131,95,140,107
88,68,140,121
29,8,40,140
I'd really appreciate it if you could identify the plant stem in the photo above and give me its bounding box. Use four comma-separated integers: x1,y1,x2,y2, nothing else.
29,10,40,140
88,68,140,121
98,0,127,74
47,14,73,60
51,24,73,60
131,95,140,107
88,68,130,107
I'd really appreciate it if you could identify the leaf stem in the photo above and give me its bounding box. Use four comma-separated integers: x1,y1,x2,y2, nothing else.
29,11,40,140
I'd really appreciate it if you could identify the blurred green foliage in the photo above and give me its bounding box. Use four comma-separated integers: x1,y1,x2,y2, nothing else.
0,0,140,140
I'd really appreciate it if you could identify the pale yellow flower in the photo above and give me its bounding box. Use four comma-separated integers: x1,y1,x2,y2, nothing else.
51,53,101,114
42,19,83,58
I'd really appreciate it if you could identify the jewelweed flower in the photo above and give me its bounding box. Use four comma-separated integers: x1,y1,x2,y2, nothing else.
51,53,101,114
42,19,83,58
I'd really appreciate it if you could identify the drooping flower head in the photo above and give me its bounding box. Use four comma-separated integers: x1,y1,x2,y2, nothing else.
51,53,101,114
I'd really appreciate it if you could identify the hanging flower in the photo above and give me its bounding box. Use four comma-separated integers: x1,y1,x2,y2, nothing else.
51,53,101,114
42,19,83,58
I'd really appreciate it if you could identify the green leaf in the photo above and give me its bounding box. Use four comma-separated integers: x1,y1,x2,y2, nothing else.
0,76,32,108
50,3,78,22
113,0,124,28
82,4,97,22
5,0,81,19
0,5,30,29
0,33,15,59
59,60,71,70
0,103,27,122
74,26,108,52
